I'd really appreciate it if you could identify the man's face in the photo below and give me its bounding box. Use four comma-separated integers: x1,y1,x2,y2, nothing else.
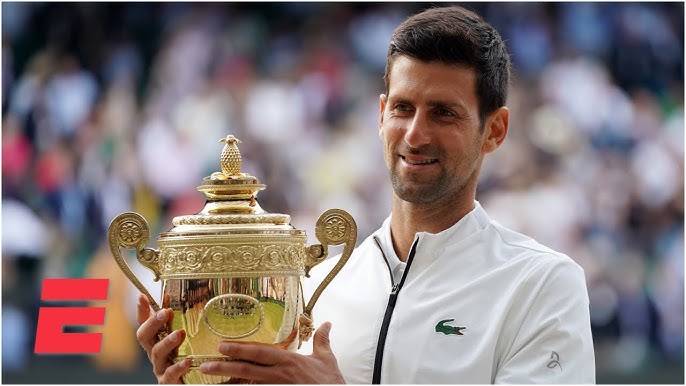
379,56,490,205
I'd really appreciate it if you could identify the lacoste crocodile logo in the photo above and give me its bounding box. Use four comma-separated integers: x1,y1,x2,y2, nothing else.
435,319,466,335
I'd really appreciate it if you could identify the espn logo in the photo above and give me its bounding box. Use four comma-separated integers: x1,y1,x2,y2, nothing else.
34,278,109,354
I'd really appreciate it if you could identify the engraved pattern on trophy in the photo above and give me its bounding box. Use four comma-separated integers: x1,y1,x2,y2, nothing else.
323,214,348,243
156,240,307,278
173,213,290,226
118,220,143,247
202,293,265,339
107,135,357,384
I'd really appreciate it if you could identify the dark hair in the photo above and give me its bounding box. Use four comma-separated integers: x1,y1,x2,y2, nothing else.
383,6,511,127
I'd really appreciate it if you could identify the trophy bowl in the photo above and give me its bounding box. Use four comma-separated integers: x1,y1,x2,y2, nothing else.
108,135,356,383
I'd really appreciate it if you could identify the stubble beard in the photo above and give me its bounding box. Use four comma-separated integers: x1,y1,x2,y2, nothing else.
390,168,465,205
388,151,481,206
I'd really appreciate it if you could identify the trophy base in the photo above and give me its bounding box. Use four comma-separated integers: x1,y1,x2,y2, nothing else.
184,370,233,385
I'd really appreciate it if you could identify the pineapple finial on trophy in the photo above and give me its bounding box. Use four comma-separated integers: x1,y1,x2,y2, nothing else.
203,134,264,202
219,134,242,176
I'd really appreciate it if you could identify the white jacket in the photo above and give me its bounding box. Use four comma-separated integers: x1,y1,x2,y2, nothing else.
301,202,595,384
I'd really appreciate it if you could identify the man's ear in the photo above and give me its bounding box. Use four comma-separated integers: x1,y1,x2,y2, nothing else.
379,94,387,138
482,106,509,154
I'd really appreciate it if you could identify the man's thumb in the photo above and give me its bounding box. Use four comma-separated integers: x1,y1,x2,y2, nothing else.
312,322,332,354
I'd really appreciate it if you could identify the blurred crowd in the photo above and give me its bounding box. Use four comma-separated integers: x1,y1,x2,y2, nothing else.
1,2,683,383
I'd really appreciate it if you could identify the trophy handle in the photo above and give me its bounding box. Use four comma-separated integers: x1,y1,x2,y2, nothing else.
107,212,162,312
300,209,357,343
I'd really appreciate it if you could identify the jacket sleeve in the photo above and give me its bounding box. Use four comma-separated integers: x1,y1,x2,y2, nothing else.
495,259,596,384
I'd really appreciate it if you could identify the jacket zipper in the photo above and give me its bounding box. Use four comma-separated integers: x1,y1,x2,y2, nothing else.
371,237,419,384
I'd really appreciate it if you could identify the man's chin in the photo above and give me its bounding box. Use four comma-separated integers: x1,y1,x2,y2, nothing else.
392,184,442,205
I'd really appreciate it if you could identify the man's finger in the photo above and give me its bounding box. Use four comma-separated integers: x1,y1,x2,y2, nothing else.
137,294,153,325
151,329,186,377
312,322,333,356
199,359,280,383
136,308,171,353
159,357,192,384
217,341,284,366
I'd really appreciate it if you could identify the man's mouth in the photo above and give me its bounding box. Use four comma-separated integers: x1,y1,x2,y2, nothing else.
401,155,438,165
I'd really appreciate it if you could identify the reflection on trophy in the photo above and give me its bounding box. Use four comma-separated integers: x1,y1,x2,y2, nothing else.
108,135,357,383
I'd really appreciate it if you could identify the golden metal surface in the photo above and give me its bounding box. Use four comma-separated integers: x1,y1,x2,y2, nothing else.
107,135,357,383
219,134,243,177
164,276,300,384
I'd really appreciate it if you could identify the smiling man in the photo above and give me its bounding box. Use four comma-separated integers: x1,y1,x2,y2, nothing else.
137,5,596,383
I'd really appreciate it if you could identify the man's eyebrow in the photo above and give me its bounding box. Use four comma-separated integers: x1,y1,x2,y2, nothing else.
428,100,467,112
388,97,468,112
389,97,413,104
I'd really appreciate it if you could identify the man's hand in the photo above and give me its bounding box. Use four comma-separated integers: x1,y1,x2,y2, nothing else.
199,322,345,384
136,294,191,384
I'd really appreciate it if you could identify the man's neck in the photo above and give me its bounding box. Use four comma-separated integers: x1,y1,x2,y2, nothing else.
389,196,475,262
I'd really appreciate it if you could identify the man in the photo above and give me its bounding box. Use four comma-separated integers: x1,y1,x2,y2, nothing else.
136,5,595,383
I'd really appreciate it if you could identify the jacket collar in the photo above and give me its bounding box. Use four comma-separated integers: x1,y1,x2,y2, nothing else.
374,201,492,279
415,200,491,252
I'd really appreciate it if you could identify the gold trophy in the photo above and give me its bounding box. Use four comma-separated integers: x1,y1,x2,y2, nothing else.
108,135,356,383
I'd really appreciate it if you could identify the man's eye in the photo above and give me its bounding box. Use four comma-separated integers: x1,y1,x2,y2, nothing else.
435,108,454,116
394,104,412,112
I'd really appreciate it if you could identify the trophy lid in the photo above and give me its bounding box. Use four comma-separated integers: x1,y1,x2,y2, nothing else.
108,134,355,283
167,135,296,232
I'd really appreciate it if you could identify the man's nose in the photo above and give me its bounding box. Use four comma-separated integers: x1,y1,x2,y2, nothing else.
404,113,431,148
